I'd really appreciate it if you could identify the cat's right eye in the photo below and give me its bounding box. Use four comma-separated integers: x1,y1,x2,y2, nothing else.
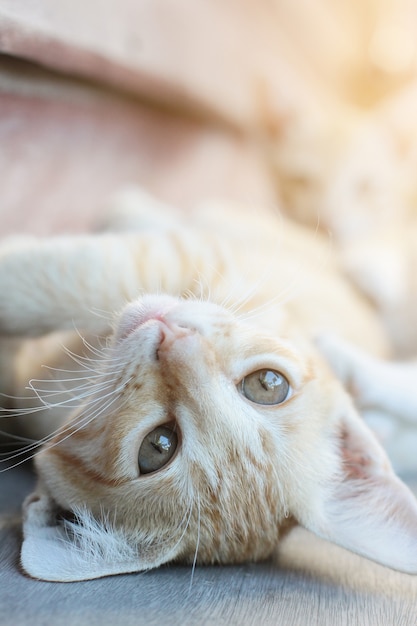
138,424,179,475
239,369,290,405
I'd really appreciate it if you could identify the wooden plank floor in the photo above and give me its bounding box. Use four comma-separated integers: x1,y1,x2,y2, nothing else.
1,463,417,626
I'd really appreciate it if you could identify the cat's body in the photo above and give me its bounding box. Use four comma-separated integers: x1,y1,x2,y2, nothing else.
1,189,417,582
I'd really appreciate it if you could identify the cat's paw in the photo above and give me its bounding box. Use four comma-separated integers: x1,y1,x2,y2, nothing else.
22,490,59,527
363,407,417,474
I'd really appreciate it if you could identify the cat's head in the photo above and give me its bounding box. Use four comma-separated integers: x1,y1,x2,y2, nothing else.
21,295,417,581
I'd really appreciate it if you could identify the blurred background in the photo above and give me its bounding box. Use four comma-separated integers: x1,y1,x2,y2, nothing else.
1,0,417,242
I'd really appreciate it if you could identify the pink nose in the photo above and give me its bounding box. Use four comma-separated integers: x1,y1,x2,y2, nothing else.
155,320,194,360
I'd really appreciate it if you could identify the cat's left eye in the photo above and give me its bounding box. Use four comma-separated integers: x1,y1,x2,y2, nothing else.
138,424,179,475
239,369,290,405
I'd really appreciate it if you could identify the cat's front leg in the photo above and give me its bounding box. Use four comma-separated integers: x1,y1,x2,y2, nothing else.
318,333,417,473
317,333,417,424
0,234,143,337
0,229,215,337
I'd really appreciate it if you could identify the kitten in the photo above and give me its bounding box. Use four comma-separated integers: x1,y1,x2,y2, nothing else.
1,188,417,582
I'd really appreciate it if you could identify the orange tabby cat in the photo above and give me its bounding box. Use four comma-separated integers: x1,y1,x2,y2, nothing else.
1,188,417,582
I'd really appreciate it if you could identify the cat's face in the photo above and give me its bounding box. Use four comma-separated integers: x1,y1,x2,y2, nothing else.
23,295,417,581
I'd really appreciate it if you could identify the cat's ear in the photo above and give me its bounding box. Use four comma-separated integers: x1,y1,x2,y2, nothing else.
21,490,181,582
298,404,417,573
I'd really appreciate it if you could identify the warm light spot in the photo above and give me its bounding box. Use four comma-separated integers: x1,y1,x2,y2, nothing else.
369,20,417,74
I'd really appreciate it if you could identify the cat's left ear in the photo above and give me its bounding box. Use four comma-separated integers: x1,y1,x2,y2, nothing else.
21,489,181,581
298,405,417,573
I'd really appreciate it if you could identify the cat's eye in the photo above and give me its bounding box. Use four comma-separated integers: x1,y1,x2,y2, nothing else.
138,424,179,475
239,369,290,405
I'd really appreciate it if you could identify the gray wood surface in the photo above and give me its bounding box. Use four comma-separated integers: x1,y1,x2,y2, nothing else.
1,463,417,626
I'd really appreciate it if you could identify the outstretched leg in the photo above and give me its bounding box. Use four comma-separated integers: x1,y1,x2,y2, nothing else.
0,226,232,338
318,333,417,472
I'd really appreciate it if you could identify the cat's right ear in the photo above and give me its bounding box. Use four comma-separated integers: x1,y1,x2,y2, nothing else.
296,401,417,574
21,489,182,582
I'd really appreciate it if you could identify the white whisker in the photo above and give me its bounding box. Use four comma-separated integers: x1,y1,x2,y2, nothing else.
159,498,194,559
25,378,118,410
0,432,37,446
188,493,200,593
87,306,115,323
0,371,132,470
0,389,122,471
